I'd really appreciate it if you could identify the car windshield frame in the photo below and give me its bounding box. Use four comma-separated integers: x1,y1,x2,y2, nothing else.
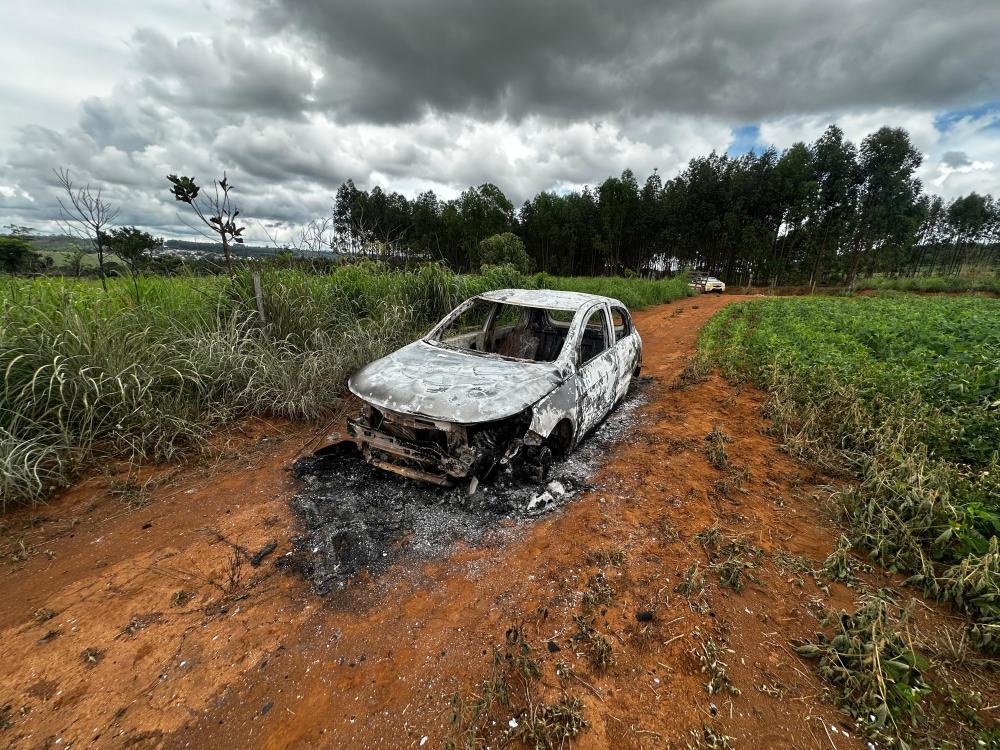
425,297,582,364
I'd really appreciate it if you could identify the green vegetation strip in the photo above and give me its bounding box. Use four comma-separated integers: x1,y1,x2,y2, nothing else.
855,275,1000,294
0,264,691,508
698,295,1000,747
698,295,1000,643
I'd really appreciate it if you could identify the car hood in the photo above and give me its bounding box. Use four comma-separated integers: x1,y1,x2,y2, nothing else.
348,341,566,424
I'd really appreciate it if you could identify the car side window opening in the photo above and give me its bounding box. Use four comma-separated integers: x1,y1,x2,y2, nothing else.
611,307,631,342
434,300,570,363
578,308,610,365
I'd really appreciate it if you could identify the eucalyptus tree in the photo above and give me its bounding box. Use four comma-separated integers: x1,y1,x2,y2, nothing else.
768,142,817,289
636,170,667,274
945,192,995,274
597,170,641,274
410,190,444,262
909,195,945,274
454,183,515,270
805,125,859,290
848,127,922,287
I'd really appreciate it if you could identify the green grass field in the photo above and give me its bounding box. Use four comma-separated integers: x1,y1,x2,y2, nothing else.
34,250,101,268
0,264,691,507
698,295,1000,640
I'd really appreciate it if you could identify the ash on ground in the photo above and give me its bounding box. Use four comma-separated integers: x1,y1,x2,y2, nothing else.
288,380,649,594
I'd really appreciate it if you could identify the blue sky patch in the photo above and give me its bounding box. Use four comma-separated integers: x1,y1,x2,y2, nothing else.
727,124,766,157
934,101,1000,132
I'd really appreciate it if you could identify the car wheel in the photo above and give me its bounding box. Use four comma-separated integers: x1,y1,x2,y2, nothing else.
535,446,553,483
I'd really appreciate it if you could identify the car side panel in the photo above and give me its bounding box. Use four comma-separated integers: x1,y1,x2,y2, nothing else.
576,349,618,438
527,378,578,440
575,304,620,437
612,331,641,402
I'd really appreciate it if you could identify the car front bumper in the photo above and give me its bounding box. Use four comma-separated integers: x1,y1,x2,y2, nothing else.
346,414,478,486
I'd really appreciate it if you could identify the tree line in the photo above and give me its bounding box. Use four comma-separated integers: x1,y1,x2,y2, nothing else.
319,124,998,286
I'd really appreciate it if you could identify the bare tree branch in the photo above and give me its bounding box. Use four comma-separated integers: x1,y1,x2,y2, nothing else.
54,168,119,290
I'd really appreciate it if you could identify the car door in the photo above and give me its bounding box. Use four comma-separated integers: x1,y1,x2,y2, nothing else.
609,305,640,401
575,305,620,436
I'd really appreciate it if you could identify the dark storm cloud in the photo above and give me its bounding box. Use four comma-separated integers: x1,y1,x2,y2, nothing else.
941,150,972,168
131,29,316,118
256,0,1000,124
79,97,163,152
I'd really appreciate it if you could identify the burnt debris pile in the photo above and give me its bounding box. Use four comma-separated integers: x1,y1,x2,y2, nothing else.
288,382,648,593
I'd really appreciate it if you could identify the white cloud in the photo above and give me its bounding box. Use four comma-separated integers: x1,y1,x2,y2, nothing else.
759,108,939,153
0,48,737,240
758,107,1000,199
924,112,1000,196
0,1,233,143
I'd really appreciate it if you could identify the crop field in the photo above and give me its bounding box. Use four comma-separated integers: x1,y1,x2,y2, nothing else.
698,294,1000,745
0,264,691,507
700,295,1000,620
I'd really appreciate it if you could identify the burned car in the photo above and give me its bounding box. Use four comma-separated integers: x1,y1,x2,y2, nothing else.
344,289,642,489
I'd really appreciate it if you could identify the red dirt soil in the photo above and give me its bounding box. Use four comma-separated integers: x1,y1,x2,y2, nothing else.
0,294,993,749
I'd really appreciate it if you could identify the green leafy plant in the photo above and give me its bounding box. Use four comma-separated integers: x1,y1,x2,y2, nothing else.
794,595,930,743
699,296,1000,640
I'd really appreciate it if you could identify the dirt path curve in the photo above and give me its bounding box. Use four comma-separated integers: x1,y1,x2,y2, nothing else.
1,294,869,749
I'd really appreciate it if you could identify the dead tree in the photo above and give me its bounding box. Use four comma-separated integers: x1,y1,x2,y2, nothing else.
298,216,337,254
167,173,245,278
54,168,119,290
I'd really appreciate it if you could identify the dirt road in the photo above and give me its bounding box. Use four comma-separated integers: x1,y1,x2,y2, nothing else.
0,294,935,748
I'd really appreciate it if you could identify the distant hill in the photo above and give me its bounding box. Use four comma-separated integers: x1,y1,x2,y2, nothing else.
163,239,335,258
21,235,335,259
26,235,86,252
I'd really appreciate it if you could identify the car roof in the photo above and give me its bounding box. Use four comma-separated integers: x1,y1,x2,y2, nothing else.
477,288,624,311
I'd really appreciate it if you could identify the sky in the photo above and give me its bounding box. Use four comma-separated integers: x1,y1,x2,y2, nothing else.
1,0,999,241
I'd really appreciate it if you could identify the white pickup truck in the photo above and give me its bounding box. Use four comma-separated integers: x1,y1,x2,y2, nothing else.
688,274,726,294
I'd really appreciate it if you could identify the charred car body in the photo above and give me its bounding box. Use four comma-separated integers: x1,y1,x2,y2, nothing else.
344,289,642,489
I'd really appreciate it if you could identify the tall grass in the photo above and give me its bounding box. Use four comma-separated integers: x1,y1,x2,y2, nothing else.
527,272,693,309
1,264,691,508
697,296,1000,651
